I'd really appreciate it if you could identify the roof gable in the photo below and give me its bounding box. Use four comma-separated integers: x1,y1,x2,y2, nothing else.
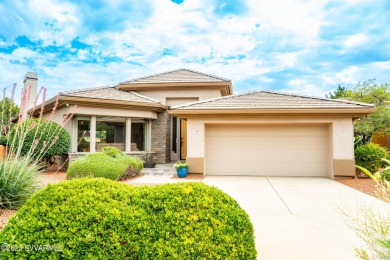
61,86,160,104
171,90,375,110
120,68,231,85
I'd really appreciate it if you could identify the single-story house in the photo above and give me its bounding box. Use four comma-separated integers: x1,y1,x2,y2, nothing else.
23,69,375,178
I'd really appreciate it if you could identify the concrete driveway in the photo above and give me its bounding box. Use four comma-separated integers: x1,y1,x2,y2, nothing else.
202,176,384,260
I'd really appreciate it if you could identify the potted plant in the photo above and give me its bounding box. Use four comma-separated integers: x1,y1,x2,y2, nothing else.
142,151,157,168
173,161,189,178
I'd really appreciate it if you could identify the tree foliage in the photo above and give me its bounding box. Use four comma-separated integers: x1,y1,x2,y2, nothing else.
335,79,390,143
326,85,347,99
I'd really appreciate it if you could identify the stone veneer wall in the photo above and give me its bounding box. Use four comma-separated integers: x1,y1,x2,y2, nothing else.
151,111,171,163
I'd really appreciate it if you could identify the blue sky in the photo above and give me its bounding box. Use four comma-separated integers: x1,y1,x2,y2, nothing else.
0,0,390,99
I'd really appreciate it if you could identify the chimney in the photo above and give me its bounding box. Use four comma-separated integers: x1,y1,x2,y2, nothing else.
22,71,38,120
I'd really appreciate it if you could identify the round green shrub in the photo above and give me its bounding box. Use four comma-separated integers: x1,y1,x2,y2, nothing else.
67,150,143,180
0,179,257,259
355,143,388,172
115,153,144,180
10,119,70,158
102,146,122,157
67,153,127,180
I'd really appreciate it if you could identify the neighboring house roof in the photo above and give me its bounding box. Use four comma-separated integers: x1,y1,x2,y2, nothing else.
60,86,160,104
169,90,376,117
117,69,233,96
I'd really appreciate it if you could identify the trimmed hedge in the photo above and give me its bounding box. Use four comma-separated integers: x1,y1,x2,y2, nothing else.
10,119,70,158
355,143,388,172
0,179,257,259
67,148,143,180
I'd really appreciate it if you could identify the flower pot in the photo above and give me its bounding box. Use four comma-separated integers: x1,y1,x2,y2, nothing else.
143,163,156,168
176,167,188,178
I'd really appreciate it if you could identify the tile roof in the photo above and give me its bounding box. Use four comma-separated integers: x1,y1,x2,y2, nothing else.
60,86,161,104
171,91,374,110
121,69,231,84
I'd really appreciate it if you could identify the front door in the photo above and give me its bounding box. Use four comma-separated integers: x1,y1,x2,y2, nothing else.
180,119,187,159
171,116,179,161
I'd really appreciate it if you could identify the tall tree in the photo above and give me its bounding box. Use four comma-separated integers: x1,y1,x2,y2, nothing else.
326,85,347,99
342,79,390,143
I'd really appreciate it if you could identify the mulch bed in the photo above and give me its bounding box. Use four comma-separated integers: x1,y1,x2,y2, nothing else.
37,171,67,186
0,209,17,230
336,177,382,199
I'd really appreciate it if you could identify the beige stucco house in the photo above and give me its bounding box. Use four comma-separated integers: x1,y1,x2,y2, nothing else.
24,69,375,179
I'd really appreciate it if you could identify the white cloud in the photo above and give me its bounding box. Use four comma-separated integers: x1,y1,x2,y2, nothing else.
282,82,328,98
344,33,368,47
0,0,389,100
11,48,37,59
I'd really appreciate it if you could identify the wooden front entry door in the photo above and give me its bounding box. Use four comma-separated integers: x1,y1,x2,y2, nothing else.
180,119,187,159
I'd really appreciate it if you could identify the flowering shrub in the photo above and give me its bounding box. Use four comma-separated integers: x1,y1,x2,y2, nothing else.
0,83,75,209
173,161,189,169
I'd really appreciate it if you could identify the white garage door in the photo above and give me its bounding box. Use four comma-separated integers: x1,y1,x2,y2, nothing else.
205,124,330,177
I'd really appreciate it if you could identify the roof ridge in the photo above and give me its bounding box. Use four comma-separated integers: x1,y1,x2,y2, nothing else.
260,90,374,107
61,85,113,95
180,68,231,82
120,68,231,84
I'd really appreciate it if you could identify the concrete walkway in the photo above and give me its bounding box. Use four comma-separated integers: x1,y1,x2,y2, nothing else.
127,175,387,259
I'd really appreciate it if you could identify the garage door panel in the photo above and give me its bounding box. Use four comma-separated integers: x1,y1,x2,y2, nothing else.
207,125,327,137
207,136,327,150
206,162,328,176
205,124,330,177
207,149,328,164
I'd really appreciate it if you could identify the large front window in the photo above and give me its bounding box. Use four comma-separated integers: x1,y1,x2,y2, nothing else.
96,117,126,152
73,116,150,153
131,120,145,151
77,118,90,152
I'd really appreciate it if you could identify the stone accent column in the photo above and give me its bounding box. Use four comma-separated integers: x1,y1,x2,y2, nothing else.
151,111,171,163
